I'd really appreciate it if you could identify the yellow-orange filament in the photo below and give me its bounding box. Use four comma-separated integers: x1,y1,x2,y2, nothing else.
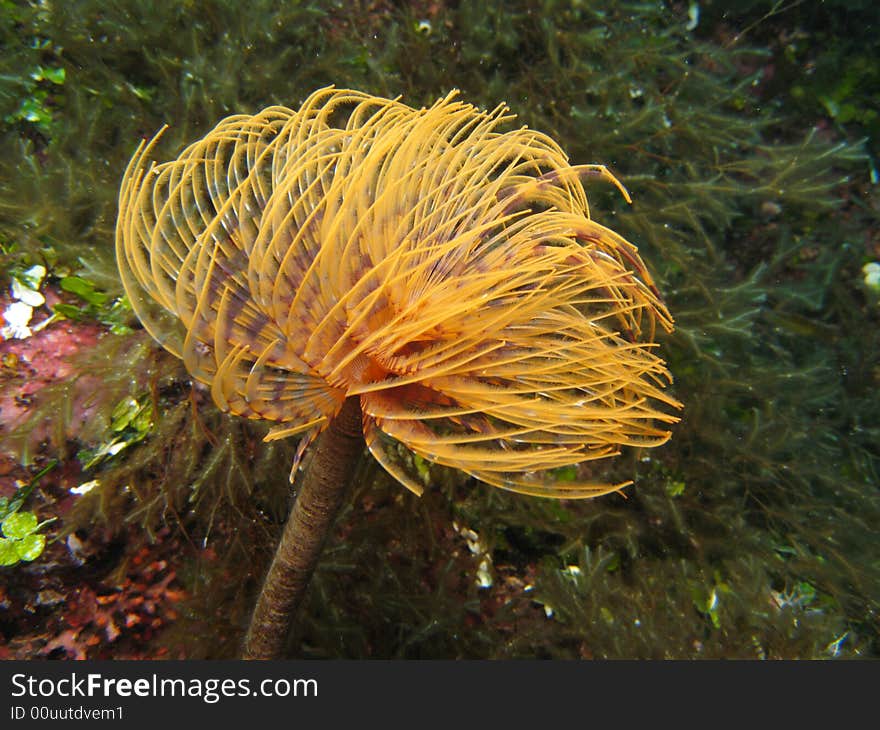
116,87,681,499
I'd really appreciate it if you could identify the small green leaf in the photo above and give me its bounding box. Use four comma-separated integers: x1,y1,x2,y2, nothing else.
102,297,135,334
0,539,20,567
59,276,110,306
131,403,153,434
111,396,141,432
2,511,38,539
109,322,134,335
795,581,817,606
15,533,46,562
20,96,47,122
36,66,66,85
52,302,84,319
78,440,123,470
2,461,56,518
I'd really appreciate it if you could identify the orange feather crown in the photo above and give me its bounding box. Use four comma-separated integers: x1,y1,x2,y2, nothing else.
116,87,681,499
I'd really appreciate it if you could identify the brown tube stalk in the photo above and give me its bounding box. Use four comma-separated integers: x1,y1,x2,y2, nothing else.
242,397,363,660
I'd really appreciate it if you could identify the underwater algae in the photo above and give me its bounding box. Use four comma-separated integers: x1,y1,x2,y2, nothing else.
115,87,681,656
2,0,877,659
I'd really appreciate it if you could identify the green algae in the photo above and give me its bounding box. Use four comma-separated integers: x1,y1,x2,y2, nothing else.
1,0,877,658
